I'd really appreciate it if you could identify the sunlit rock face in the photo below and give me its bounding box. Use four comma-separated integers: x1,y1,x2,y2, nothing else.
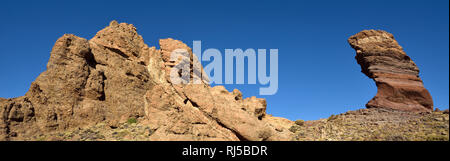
0,21,293,141
348,30,433,112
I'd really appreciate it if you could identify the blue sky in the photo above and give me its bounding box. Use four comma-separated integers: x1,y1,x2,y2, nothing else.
0,0,448,121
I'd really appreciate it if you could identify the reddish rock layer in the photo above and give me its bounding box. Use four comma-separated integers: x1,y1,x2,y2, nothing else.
348,30,433,112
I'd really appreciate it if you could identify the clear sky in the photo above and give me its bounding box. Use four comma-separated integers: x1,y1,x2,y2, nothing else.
1,0,448,121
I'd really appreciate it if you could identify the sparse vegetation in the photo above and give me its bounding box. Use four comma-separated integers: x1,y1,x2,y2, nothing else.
28,121,156,141
292,108,449,141
127,118,137,124
327,114,338,121
25,108,449,141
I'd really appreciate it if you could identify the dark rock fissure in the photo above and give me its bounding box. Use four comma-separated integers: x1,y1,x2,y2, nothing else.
85,50,97,69
183,98,199,108
105,46,129,59
99,72,106,101
215,120,248,141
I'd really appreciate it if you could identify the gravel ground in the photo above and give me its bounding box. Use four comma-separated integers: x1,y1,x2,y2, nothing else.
290,108,449,141
28,108,449,141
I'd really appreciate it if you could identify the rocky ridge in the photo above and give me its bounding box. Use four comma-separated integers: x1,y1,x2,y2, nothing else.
0,21,293,141
0,23,447,141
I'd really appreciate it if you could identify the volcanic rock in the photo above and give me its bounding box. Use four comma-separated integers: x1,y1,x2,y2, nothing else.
0,21,293,141
348,30,433,112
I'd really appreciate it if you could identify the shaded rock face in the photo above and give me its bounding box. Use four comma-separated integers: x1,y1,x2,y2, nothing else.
0,21,293,141
348,30,433,112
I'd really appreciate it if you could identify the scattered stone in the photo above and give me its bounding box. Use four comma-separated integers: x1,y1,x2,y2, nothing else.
294,120,305,126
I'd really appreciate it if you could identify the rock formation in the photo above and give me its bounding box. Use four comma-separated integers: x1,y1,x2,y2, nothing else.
348,30,433,112
0,21,293,141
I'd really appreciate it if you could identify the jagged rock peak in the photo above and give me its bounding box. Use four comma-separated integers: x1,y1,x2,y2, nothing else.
0,21,293,141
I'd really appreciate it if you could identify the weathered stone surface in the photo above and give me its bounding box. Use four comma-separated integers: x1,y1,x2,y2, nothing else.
178,85,270,141
90,20,151,65
348,30,433,112
26,34,99,131
242,96,267,120
0,97,38,140
159,38,209,84
262,115,295,132
89,20,152,126
0,21,292,141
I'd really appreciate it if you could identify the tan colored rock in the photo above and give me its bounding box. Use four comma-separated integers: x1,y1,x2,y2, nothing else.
179,85,293,141
0,21,292,141
262,115,295,132
159,38,209,84
27,34,97,131
90,20,150,65
232,89,243,101
348,30,433,112
144,84,239,141
179,85,269,140
89,21,152,124
147,47,167,84
0,97,37,140
242,96,267,119
1,22,152,140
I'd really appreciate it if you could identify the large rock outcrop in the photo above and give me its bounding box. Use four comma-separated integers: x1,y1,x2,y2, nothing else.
348,30,433,112
0,21,293,141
